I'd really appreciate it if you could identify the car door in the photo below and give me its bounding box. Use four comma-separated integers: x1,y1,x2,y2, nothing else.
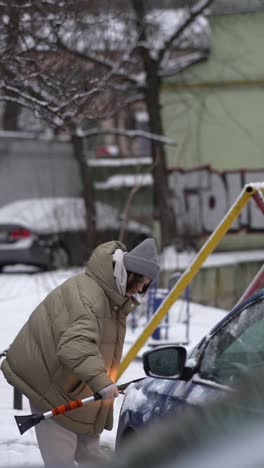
183,295,264,407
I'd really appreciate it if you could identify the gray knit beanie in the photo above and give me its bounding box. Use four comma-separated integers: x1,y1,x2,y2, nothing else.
123,238,160,282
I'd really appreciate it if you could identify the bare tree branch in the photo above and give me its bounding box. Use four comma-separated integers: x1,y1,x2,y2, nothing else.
77,127,177,145
55,35,143,87
159,50,208,77
0,81,53,109
158,0,213,64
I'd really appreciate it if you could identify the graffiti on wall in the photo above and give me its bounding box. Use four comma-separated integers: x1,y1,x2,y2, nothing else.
169,166,264,235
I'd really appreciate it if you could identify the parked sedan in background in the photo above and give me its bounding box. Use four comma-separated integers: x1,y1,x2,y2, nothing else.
0,198,150,271
116,288,264,447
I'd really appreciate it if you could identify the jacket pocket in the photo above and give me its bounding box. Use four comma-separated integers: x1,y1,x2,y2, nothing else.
67,381,87,397
53,367,91,397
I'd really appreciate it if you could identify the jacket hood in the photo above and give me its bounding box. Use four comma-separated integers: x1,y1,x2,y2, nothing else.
85,241,127,306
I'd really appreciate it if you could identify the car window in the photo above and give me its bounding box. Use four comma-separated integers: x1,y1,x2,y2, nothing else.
199,297,264,385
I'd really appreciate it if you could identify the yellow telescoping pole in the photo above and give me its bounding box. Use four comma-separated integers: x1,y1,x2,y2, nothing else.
117,183,258,380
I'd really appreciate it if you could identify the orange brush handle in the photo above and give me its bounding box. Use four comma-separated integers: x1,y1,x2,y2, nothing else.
52,399,83,416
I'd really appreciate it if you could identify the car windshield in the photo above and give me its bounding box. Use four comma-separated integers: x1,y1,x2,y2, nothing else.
199,297,264,385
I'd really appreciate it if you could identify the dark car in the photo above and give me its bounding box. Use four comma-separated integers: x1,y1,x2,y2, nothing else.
0,198,150,271
116,288,264,447
102,366,264,468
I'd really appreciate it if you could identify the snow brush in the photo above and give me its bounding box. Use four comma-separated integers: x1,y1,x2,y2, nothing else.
14,377,144,435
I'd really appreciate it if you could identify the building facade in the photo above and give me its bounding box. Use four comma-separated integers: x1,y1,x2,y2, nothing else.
162,2,264,249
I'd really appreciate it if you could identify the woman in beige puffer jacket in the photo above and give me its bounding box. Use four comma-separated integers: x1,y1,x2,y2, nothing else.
1,238,159,466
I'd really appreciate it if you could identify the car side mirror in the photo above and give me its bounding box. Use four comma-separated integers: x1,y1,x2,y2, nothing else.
143,346,187,379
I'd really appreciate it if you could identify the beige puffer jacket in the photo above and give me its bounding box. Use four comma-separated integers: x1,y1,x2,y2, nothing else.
1,241,138,435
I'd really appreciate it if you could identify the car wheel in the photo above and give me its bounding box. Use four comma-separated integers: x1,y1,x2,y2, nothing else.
49,245,70,270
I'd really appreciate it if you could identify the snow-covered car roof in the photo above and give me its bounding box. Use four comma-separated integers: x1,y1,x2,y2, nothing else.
0,198,150,235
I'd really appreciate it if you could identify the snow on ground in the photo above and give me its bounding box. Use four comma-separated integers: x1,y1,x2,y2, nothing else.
0,269,227,467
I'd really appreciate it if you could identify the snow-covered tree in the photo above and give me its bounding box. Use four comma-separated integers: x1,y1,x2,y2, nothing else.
0,0,212,249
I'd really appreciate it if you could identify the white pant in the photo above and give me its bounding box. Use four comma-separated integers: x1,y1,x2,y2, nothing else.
30,402,107,468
